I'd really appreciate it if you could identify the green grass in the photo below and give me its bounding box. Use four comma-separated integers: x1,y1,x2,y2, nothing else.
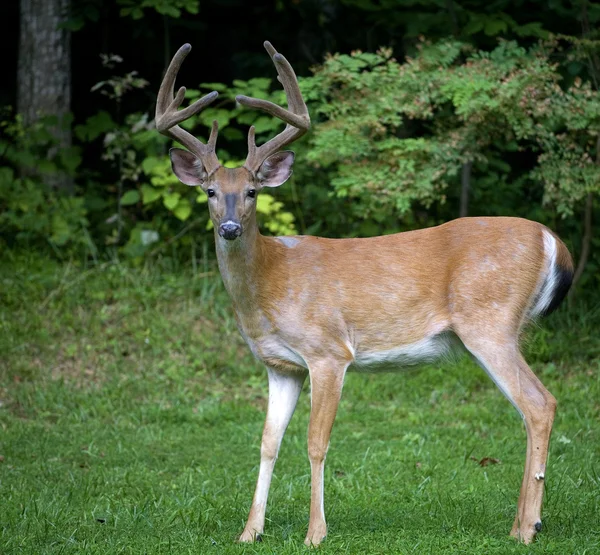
1,252,599,554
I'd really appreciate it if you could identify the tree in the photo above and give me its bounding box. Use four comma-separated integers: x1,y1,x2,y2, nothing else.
301,38,600,287
18,0,73,192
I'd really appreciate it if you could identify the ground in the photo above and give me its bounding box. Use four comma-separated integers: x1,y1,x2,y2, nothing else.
1,253,599,554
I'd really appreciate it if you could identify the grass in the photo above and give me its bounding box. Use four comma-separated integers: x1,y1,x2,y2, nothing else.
1,252,599,554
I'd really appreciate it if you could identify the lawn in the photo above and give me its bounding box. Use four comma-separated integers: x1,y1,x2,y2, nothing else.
1,253,599,554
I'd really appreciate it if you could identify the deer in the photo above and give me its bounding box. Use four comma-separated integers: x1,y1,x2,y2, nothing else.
155,41,574,547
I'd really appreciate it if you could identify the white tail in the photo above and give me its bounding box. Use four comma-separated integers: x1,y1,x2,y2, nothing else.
157,42,574,547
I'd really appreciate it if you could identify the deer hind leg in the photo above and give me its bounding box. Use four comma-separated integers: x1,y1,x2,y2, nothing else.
239,368,306,543
304,359,348,547
459,335,556,544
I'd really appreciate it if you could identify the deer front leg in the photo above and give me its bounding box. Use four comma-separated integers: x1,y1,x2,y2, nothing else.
305,361,347,547
239,368,306,543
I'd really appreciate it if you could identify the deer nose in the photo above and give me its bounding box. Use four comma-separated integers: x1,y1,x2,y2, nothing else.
219,221,242,240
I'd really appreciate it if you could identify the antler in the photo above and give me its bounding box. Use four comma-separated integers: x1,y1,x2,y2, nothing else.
156,43,221,174
236,41,311,173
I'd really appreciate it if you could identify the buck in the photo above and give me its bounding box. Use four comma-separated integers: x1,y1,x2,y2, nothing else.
156,41,574,546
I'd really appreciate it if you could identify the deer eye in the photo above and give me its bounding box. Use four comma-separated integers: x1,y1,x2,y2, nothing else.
247,189,256,199
207,189,215,198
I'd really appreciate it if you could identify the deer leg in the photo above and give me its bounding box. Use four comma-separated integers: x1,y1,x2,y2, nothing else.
304,361,348,547
462,338,556,544
239,368,306,543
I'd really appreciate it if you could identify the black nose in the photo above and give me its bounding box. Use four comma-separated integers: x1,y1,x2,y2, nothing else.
219,221,242,240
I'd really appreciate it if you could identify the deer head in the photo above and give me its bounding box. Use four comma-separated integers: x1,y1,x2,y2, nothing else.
156,42,310,240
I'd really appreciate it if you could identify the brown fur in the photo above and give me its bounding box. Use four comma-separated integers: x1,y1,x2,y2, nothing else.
210,212,572,546
160,42,574,547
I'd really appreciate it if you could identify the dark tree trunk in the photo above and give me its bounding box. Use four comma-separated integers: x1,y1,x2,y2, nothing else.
572,132,598,290
459,161,472,218
18,0,72,192
572,192,593,289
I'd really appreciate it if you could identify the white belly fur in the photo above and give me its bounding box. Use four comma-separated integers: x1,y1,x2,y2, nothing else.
244,330,454,373
350,333,453,372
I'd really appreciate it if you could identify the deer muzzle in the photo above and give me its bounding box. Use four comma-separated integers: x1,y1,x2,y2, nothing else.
219,221,242,240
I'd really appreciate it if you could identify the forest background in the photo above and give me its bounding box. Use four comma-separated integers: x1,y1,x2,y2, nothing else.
2,1,600,553
2,0,600,289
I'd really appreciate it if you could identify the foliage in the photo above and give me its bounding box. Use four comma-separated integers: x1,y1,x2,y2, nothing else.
63,0,199,31
0,112,89,252
337,0,599,45
0,170,88,248
116,0,199,19
302,38,600,223
4,34,600,285
4,0,600,289
71,57,298,258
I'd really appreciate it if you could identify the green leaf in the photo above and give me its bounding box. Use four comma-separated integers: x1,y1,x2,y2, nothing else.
237,112,258,125
163,192,181,210
120,190,140,206
61,17,85,31
0,167,15,185
513,22,549,39
156,5,180,17
74,111,116,142
253,116,280,134
173,199,192,220
484,19,508,36
59,147,82,174
247,77,272,91
257,194,275,215
141,156,161,175
50,214,71,245
222,128,245,141
198,108,231,129
463,16,484,36
141,184,161,204
199,82,228,92
38,160,57,173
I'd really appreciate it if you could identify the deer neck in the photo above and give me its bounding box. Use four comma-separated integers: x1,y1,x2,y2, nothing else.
214,216,265,313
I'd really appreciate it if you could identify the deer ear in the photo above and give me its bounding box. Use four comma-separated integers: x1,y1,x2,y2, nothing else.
169,148,207,186
257,151,295,188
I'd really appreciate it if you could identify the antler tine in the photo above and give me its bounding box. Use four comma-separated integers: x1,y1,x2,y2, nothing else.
246,126,257,165
237,42,310,173
263,41,307,116
155,43,221,174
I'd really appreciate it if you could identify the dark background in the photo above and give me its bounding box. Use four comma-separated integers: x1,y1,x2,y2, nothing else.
1,0,585,123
